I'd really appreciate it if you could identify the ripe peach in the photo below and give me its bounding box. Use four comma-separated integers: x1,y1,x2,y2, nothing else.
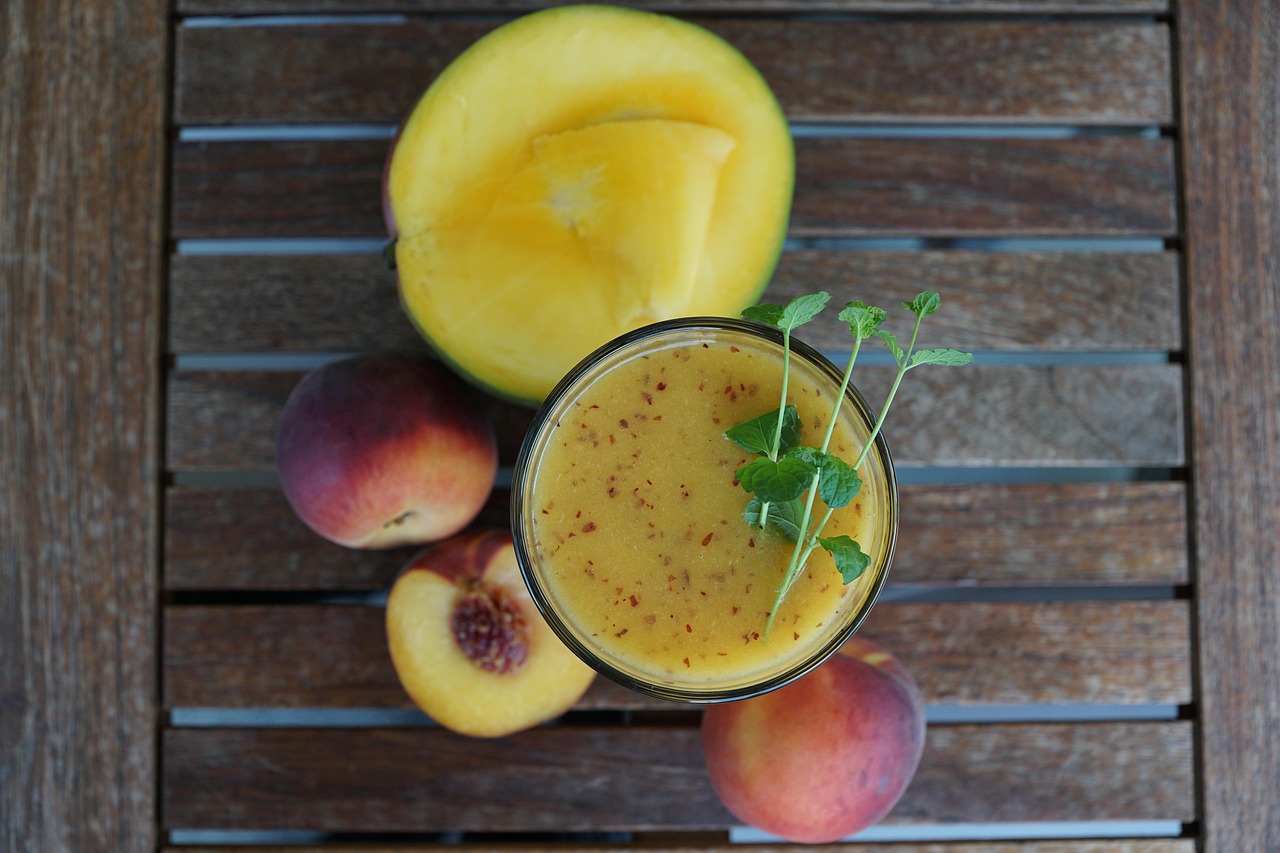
276,350,497,549
386,529,596,738
700,635,926,842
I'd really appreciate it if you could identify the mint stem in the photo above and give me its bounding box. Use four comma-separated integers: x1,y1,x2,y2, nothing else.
853,309,923,471
763,338,860,637
756,327,794,531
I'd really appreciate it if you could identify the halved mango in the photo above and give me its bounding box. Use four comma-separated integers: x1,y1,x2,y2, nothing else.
386,5,794,404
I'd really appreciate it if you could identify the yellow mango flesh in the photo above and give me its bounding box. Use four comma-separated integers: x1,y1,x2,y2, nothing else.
389,6,794,403
398,119,737,399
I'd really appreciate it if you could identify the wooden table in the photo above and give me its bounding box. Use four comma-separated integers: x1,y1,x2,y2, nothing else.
5,1,1278,850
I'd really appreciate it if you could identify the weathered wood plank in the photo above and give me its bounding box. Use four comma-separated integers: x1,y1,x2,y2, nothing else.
164,486,511,591
168,250,1182,354
1,0,167,850
165,365,1185,470
162,843,1198,853
164,482,1188,590
169,137,1177,239
162,835,1198,850
160,722,1194,830
1179,1,1280,851
163,600,1191,708
174,21,1171,125
176,0,1171,15
165,368,531,469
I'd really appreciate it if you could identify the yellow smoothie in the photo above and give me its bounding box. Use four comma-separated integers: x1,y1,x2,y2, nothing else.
515,321,895,699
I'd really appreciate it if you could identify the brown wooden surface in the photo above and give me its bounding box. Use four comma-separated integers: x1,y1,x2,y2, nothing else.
0,0,168,850
166,365,1185,470
175,20,1171,125
15,0,1267,846
162,599,1191,709
165,840,1192,845
164,844,1197,853
168,250,1182,354
170,136,1177,239
176,0,1171,14
1178,1,1280,850
164,481,1188,591
161,722,1194,830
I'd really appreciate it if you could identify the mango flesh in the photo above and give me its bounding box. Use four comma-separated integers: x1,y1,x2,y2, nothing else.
387,6,794,404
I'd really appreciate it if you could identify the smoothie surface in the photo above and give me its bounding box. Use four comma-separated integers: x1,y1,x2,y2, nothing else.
527,331,885,687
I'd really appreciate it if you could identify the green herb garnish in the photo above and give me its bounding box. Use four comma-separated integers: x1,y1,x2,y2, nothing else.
728,290,973,636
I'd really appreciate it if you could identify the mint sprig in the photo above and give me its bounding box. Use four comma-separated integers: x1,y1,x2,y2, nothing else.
737,291,830,530
730,291,973,635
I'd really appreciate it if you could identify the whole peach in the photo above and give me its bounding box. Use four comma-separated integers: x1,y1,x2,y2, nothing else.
700,635,926,842
276,350,497,548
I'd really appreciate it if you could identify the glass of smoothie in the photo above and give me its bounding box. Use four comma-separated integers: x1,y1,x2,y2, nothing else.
511,317,897,703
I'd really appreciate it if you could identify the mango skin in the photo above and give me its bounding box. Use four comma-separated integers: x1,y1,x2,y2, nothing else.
700,635,926,843
275,350,497,549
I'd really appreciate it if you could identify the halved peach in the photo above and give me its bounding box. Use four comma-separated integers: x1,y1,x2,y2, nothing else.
386,529,596,737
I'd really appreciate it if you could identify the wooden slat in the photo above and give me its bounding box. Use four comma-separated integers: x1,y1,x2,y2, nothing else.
160,722,1194,830
174,21,1171,126
165,364,1185,470
176,0,1172,15
165,368,531,470
169,136,1177,239
162,600,1191,708
1178,1,1280,851
168,250,1182,354
164,487,512,591
164,482,1188,590
1,0,167,849
162,843,1198,853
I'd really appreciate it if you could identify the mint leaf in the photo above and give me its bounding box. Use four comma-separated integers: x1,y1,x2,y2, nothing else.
837,301,886,340
724,405,801,455
744,495,805,541
874,329,904,363
779,292,830,332
741,303,785,326
905,291,942,318
736,456,817,503
909,348,975,368
817,454,862,509
817,535,871,583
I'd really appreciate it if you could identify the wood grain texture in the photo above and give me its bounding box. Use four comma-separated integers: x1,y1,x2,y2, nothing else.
1178,1,1280,850
169,136,1177,239
165,365,1184,470
163,482,1187,590
168,250,1182,354
160,722,1194,830
0,0,167,850
175,0,1171,14
162,600,1191,708
161,843,1197,853
174,20,1171,125
164,486,513,590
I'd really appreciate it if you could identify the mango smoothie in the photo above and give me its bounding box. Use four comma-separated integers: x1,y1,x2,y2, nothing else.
513,319,897,701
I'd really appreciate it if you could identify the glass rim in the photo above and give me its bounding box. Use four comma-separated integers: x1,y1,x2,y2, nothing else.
511,316,898,703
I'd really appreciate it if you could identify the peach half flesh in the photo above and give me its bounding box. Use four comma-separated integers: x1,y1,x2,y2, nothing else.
700,635,926,842
386,530,596,738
